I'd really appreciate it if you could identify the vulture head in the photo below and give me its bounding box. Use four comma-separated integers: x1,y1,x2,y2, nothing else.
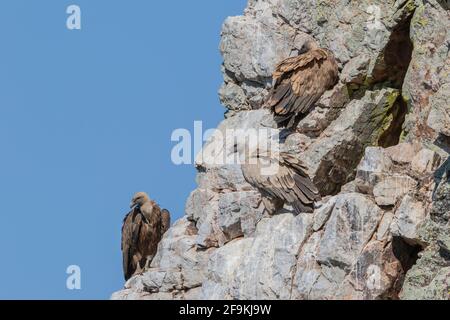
299,39,319,54
130,192,150,209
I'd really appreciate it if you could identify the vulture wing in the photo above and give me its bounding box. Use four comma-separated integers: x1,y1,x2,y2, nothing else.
242,152,321,213
266,49,338,128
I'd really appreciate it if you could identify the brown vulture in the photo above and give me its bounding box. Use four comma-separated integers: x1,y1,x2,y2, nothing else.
265,40,339,128
121,192,170,280
241,148,321,214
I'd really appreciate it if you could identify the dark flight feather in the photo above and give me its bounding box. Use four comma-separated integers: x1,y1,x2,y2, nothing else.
121,193,171,280
265,45,339,129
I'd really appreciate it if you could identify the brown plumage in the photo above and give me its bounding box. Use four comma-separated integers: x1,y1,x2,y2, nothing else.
265,40,339,128
121,192,171,280
241,149,321,214
161,209,170,235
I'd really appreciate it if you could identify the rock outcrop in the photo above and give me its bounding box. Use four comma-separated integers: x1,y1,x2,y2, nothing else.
112,0,449,300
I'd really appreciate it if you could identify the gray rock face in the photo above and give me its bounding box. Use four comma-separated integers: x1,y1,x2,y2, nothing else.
217,191,263,239
112,0,449,300
411,148,442,174
400,168,450,300
341,54,371,85
354,146,393,194
230,213,313,300
386,143,422,165
297,83,350,137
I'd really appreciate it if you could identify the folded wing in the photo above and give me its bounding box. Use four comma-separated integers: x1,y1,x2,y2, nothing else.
266,49,338,128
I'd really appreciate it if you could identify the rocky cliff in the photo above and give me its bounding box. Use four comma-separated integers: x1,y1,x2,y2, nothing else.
112,0,450,300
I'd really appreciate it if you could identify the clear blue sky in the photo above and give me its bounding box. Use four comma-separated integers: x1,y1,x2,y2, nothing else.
0,0,246,299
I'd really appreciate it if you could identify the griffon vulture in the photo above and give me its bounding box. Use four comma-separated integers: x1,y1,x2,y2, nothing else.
265,40,339,128
121,192,170,280
241,147,321,214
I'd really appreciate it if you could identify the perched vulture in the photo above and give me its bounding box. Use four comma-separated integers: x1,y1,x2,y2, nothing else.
121,192,170,280
241,148,321,214
265,40,339,128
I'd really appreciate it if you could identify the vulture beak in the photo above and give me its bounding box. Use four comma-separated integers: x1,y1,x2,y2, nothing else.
129,201,136,209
